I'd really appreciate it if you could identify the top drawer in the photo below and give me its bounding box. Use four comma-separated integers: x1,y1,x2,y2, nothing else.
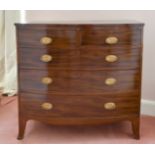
16,25,81,49
81,25,143,46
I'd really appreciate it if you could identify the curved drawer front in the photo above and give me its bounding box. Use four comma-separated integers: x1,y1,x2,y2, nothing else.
19,69,140,94
20,93,140,118
19,47,141,70
16,25,81,49
81,25,143,46
16,24,143,49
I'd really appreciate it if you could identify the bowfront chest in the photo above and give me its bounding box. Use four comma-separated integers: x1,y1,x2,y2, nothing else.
16,21,144,139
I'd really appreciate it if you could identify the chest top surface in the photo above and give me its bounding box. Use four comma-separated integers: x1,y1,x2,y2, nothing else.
15,20,144,25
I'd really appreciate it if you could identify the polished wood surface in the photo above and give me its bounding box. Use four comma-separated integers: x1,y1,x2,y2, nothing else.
19,47,141,70
16,22,144,140
20,93,139,118
16,25,81,49
81,25,142,46
19,69,140,94
16,24,143,49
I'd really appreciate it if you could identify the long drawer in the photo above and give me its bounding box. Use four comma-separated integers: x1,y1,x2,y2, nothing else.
20,93,140,118
19,47,141,70
19,69,140,94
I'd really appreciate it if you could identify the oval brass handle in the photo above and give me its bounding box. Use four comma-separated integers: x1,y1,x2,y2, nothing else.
104,102,116,110
41,102,53,110
41,77,53,85
40,37,53,45
40,54,53,62
105,55,118,63
105,36,118,44
105,78,117,86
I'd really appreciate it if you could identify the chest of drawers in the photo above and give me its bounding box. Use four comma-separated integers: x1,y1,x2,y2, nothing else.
15,22,144,140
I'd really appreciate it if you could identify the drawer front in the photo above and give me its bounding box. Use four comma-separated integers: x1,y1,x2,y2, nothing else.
16,26,81,49
19,47,141,70
81,25,142,46
19,69,140,94
20,93,140,118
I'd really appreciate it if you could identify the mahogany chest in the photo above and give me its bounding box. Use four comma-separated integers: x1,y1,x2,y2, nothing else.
15,22,144,139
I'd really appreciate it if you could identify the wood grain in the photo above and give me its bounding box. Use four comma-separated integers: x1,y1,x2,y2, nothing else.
19,47,141,70
19,93,140,118
19,69,141,94
15,23,144,139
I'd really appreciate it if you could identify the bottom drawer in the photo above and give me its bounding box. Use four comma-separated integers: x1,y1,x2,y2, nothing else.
19,93,140,119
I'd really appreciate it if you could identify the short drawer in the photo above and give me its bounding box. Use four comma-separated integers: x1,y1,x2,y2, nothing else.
19,69,141,94
20,93,140,118
16,25,81,49
81,25,143,46
19,47,141,70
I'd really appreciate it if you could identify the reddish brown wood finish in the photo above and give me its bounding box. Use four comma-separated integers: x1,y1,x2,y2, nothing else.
132,117,140,139
19,69,140,94
81,25,142,46
20,93,139,118
19,47,141,70
16,25,81,49
15,23,144,140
